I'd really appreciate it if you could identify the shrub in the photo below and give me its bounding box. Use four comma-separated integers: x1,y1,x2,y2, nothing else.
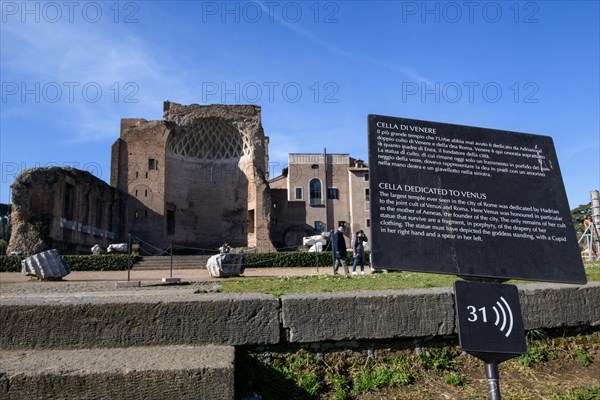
244,251,370,268
0,254,141,272
0,256,24,272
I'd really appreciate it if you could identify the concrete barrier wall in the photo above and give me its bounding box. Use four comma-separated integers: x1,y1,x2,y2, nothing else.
1,282,598,400
1,345,235,400
280,288,456,343
281,283,600,343
0,291,280,350
0,283,598,350
519,283,600,330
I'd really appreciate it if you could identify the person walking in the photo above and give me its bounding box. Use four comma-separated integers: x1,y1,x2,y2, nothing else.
351,230,368,275
332,226,349,275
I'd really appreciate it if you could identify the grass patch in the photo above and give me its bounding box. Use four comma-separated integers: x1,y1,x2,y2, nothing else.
239,331,600,399
220,271,457,296
573,349,592,367
218,266,599,297
553,386,600,400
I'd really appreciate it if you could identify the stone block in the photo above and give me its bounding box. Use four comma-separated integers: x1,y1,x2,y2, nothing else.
207,253,245,277
0,345,234,400
21,249,70,280
0,291,280,350
518,282,600,330
281,288,455,343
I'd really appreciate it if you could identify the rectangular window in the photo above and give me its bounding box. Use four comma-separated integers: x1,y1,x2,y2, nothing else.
327,187,339,200
166,210,175,234
63,183,75,220
364,172,370,182
314,221,323,232
95,199,103,228
309,179,322,206
366,219,371,228
295,187,303,200
248,209,255,234
148,158,157,170
365,188,370,202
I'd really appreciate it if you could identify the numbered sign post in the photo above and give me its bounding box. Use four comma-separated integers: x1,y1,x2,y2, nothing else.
367,114,586,284
454,280,526,400
367,114,588,398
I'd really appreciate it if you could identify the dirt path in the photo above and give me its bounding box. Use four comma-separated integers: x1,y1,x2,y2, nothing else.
0,267,342,295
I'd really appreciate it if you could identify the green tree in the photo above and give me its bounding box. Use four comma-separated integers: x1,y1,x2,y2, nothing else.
571,202,592,234
0,203,11,249
0,203,10,218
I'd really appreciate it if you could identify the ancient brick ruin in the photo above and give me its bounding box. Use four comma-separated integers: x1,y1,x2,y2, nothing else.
7,167,123,255
8,102,275,255
111,102,274,252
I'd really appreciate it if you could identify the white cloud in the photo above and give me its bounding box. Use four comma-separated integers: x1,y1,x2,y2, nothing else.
1,20,192,142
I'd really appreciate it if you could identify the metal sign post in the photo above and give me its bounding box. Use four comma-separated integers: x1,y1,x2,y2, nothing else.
454,280,527,400
127,233,132,282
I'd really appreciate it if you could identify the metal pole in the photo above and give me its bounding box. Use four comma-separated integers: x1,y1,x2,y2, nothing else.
127,234,132,282
485,362,501,400
587,234,591,262
315,245,319,274
330,229,335,274
591,190,600,260
170,244,173,278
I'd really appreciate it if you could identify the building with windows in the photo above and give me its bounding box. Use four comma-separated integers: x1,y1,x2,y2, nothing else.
269,152,371,249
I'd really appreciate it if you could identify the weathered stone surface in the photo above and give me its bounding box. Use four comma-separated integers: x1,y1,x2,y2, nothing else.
0,291,280,349
112,102,276,253
91,244,106,254
280,283,600,343
7,167,122,255
206,253,245,277
107,243,128,253
518,282,600,329
0,345,234,400
21,249,70,279
1,282,597,352
281,288,455,343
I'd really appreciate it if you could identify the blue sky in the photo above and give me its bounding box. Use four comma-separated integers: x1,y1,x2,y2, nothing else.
1,1,598,208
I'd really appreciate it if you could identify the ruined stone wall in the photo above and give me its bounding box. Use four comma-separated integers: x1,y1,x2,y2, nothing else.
8,167,121,255
111,119,170,249
269,188,310,248
111,102,275,252
163,103,274,251
348,167,372,239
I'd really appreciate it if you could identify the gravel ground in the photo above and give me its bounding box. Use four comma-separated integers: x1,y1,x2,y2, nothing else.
0,267,330,295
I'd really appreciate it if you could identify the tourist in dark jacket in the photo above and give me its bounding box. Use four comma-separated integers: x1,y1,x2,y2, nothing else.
351,230,368,275
332,226,349,275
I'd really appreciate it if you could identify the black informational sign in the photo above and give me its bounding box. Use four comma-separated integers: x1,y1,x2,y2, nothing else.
368,114,586,284
454,281,526,362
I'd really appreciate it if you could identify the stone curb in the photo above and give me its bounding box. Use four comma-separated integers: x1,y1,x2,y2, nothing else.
0,345,234,400
0,292,280,350
281,283,600,343
1,283,598,349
